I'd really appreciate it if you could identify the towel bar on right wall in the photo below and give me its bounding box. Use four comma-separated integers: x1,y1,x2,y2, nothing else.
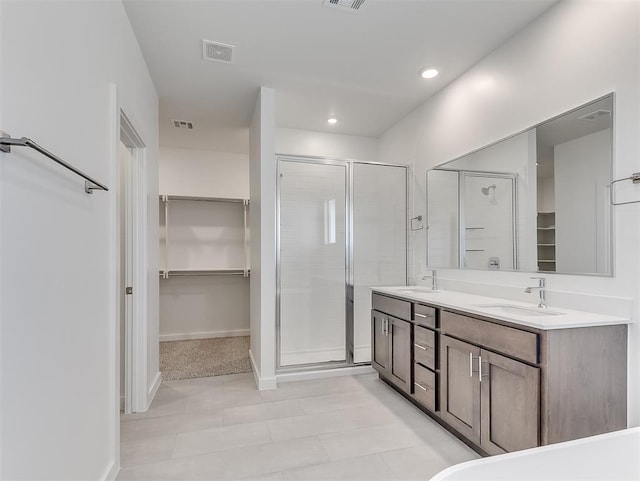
610,172,640,206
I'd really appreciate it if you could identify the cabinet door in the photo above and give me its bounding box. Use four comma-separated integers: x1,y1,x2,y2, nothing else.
440,335,481,444
480,349,540,454
371,311,389,374
389,316,412,394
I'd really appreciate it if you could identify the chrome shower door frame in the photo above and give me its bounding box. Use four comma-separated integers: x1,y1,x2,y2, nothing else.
275,155,408,373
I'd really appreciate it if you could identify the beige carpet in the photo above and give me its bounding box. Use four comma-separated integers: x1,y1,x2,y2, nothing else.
160,336,252,381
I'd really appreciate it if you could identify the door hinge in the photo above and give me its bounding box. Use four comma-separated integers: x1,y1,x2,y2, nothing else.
126,286,133,295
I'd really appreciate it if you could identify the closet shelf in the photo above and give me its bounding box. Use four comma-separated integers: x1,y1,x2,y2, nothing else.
159,193,251,278
537,244,556,247
159,194,248,204
538,260,557,263
159,268,250,278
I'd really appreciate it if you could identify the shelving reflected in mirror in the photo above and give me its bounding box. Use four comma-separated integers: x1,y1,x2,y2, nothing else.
426,93,613,276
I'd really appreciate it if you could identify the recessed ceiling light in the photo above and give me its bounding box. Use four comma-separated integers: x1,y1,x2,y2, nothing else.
419,68,439,79
328,118,338,125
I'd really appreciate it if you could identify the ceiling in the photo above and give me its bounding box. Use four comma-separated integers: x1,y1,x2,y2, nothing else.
123,0,559,150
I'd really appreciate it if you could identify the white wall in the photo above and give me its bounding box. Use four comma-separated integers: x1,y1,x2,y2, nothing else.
158,147,250,341
159,276,249,341
378,0,640,425
276,127,378,161
0,1,158,480
159,147,249,199
249,87,277,390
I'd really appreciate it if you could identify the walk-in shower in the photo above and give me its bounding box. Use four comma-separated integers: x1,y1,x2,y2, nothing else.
277,156,407,370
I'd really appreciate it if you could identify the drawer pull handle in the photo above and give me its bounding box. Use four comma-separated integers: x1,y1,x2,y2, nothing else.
415,313,431,319
414,382,432,391
414,343,432,351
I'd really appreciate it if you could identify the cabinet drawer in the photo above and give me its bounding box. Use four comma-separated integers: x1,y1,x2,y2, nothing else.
414,304,437,329
413,363,437,412
441,310,539,364
372,294,411,321
414,325,436,370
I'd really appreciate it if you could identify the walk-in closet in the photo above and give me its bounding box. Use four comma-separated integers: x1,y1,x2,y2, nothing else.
158,147,251,381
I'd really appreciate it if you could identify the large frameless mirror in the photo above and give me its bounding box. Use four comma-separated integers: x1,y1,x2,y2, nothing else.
426,93,613,276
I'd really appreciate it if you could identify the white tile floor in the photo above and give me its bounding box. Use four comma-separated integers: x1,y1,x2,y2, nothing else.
118,372,479,480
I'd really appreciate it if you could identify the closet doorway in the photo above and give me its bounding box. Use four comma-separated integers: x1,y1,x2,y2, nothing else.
277,156,407,370
118,111,147,414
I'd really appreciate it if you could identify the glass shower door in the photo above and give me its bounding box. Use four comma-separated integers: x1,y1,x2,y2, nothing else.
278,160,347,367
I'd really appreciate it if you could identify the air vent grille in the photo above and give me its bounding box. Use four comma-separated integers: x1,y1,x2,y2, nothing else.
173,120,194,130
577,109,611,121
202,40,234,63
323,0,365,12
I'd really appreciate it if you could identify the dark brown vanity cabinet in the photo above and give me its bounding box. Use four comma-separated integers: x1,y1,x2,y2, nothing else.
479,348,540,455
371,310,389,373
439,309,626,453
440,334,540,454
440,335,481,445
412,304,438,414
371,292,627,457
371,294,412,394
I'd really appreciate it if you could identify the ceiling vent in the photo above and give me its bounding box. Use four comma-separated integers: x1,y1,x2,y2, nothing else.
172,120,194,130
202,39,234,63
577,109,611,121
323,0,365,12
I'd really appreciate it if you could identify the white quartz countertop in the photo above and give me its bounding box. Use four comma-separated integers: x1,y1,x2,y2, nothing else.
371,286,630,330
429,427,640,481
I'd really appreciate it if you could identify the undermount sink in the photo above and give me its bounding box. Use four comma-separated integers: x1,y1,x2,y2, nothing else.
473,304,563,317
395,288,439,294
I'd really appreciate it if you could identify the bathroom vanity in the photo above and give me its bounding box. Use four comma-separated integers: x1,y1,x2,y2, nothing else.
371,287,628,456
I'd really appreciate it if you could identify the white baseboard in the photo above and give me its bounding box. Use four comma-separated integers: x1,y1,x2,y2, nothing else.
101,459,119,481
160,329,250,342
249,349,277,391
147,371,162,409
277,365,375,383
353,344,371,364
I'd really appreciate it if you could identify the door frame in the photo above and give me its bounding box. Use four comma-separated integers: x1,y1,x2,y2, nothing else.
111,84,149,415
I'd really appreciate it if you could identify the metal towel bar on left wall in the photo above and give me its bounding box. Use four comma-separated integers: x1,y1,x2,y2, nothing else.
0,132,109,194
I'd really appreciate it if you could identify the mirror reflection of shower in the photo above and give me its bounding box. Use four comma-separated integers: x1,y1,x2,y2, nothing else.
481,184,497,204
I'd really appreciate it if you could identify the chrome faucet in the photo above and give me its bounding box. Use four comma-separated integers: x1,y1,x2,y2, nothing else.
422,269,438,291
525,277,546,308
